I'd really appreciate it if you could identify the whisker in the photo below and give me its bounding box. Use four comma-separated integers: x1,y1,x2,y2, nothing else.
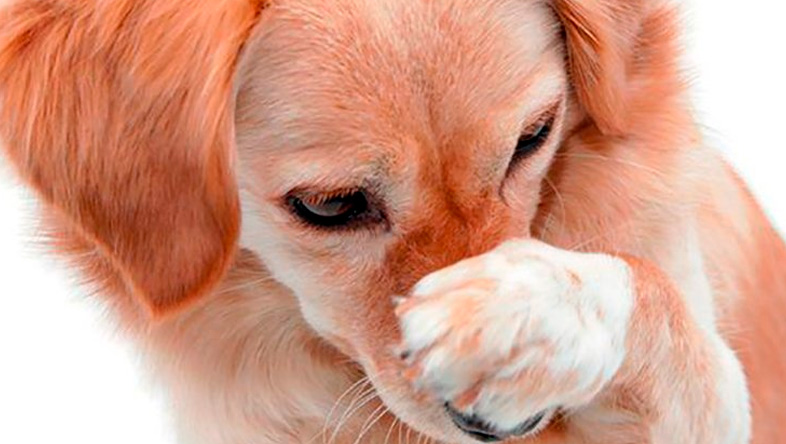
312,376,371,444
542,174,568,241
328,383,377,444
324,376,370,431
352,403,390,444
555,151,670,181
383,417,400,444
215,275,277,296
568,218,637,251
327,371,406,444
315,368,420,444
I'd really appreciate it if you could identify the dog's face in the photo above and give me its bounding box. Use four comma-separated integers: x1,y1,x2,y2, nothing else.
234,0,567,439
0,0,652,441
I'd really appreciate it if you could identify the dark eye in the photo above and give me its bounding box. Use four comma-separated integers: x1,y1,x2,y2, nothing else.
507,117,554,175
287,190,384,229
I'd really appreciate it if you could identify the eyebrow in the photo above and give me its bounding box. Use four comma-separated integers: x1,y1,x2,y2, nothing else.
520,96,563,131
268,155,392,198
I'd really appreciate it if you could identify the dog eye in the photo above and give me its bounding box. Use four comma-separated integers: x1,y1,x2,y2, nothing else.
507,116,554,174
511,117,554,164
287,190,383,229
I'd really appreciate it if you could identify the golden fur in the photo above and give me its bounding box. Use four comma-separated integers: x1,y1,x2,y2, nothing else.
1,0,784,442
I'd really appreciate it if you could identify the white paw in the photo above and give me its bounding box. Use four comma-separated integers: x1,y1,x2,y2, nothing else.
395,240,634,440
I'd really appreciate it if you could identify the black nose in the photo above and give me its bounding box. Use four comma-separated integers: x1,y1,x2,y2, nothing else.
446,405,504,442
446,404,546,442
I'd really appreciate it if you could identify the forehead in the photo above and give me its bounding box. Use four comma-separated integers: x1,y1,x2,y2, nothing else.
236,0,563,164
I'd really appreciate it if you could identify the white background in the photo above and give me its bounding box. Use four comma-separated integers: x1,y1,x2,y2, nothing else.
1,1,784,443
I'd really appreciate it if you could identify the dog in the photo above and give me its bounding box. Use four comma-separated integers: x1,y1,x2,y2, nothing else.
1,0,784,443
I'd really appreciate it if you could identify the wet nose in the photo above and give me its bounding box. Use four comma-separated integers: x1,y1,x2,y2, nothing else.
446,404,546,442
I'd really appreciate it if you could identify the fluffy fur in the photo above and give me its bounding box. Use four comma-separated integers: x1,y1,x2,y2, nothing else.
1,0,784,443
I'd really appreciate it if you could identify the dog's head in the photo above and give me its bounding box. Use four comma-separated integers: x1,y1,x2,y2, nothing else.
0,0,679,441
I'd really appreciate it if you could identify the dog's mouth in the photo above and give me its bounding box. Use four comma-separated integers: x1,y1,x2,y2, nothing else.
445,404,549,442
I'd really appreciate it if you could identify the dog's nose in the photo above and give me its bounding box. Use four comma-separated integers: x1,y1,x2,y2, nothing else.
446,404,545,442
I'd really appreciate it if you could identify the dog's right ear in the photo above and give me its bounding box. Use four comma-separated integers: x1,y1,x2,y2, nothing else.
0,1,265,317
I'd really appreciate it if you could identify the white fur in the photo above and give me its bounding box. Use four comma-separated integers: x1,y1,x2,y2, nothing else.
398,239,634,433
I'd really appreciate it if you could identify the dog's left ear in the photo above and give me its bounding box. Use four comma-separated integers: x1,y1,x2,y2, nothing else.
0,0,266,317
552,0,680,135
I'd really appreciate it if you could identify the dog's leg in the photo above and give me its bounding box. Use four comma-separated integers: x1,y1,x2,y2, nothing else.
396,239,750,444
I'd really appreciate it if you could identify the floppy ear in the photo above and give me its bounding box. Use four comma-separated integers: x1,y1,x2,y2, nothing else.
553,0,663,135
0,0,264,317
